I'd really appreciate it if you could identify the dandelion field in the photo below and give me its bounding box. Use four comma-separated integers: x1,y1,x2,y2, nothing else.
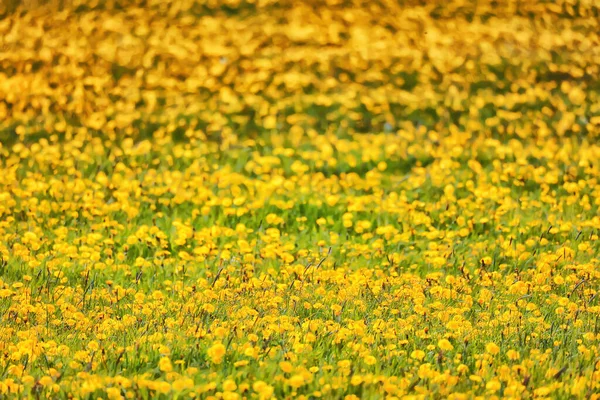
1,0,600,398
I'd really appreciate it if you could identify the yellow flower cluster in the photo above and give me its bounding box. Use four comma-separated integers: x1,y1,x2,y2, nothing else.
1,0,600,398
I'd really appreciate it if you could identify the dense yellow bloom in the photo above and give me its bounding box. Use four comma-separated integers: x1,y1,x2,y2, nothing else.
0,0,599,398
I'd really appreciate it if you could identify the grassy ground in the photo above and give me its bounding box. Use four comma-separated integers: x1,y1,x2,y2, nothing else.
1,0,600,398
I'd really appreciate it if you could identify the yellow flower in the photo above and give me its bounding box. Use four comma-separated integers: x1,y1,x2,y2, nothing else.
364,355,377,365
38,376,53,386
411,350,426,360
223,379,237,392
350,375,363,386
486,379,501,392
207,342,226,364
106,387,122,400
438,339,454,351
279,361,293,373
506,349,520,361
288,374,305,388
172,377,194,391
253,380,274,399
485,342,500,356
156,381,171,394
158,357,172,372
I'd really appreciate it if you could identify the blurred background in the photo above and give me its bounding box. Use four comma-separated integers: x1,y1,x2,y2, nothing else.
0,0,598,151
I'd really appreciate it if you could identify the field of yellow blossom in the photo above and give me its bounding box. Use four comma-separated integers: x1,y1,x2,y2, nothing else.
1,0,600,398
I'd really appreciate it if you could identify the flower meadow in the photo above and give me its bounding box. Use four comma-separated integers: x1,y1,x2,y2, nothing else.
1,0,600,398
